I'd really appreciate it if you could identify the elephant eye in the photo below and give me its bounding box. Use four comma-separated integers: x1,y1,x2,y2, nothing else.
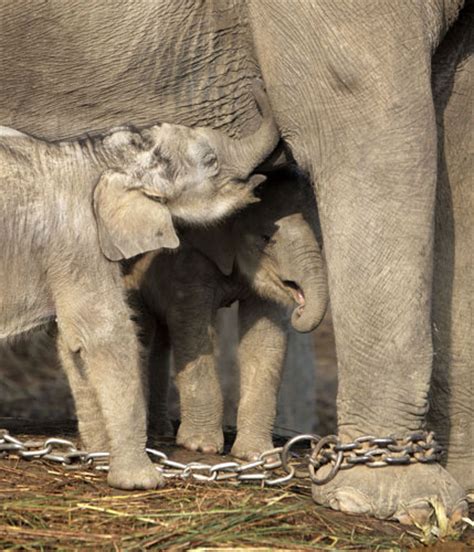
144,192,167,204
261,234,274,246
202,153,218,169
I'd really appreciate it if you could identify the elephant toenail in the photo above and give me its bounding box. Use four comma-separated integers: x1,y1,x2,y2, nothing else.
329,488,371,515
451,499,468,523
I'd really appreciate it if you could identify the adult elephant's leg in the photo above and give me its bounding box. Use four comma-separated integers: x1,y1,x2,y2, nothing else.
429,10,474,498
249,0,467,522
232,296,288,461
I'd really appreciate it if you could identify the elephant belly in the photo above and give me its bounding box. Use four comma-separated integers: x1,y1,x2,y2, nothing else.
0,0,255,141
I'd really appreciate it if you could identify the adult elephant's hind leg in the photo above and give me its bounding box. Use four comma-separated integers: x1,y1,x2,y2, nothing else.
249,0,467,523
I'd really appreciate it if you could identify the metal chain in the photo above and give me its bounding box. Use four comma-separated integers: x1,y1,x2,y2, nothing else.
0,429,443,486
307,431,444,485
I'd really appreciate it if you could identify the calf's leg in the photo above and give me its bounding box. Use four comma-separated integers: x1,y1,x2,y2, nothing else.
57,336,108,451
232,296,288,460
147,320,174,437
53,266,162,490
167,252,224,454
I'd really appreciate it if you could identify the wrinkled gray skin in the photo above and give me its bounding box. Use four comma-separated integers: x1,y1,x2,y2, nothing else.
0,0,471,522
0,100,278,490
125,169,327,460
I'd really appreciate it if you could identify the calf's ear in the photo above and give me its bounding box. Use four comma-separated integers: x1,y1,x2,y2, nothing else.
93,170,179,261
183,222,235,276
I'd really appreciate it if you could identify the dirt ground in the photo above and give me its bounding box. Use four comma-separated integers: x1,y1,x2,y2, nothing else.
1,312,472,550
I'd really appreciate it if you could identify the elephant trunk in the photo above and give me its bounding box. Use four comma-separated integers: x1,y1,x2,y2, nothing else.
284,245,328,334
218,83,279,179
290,268,328,333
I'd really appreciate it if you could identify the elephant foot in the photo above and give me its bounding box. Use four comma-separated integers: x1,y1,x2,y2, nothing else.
446,458,474,502
312,463,468,525
231,434,274,462
176,423,224,454
107,454,163,490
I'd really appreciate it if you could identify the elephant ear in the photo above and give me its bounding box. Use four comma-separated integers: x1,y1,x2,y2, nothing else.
184,222,235,276
93,169,180,261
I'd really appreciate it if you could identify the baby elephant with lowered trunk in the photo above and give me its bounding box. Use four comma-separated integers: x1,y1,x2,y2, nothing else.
0,86,278,489
128,168,328,460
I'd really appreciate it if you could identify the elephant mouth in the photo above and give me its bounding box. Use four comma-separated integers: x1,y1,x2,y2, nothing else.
283,280,305,314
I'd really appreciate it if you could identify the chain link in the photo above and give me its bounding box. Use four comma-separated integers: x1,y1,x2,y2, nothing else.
0,428,443,486
308,431,443,485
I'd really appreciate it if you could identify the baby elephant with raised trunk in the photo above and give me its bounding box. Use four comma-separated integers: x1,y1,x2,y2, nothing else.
0,86,278,489
128,168,328,460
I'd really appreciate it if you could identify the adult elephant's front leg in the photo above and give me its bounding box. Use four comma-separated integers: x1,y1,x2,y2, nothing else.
250,0,467,523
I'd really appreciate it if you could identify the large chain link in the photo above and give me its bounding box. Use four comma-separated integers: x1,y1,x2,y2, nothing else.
0,429,443,486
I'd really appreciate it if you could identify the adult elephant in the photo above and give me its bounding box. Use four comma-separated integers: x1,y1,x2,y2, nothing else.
0,0,471,523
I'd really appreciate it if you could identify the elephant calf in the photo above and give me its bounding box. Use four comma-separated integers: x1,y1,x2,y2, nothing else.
0,86,278,489
127,168,328,460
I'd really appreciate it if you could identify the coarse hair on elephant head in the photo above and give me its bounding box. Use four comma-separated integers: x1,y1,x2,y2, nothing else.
185,167,328,333
91,83,279,261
